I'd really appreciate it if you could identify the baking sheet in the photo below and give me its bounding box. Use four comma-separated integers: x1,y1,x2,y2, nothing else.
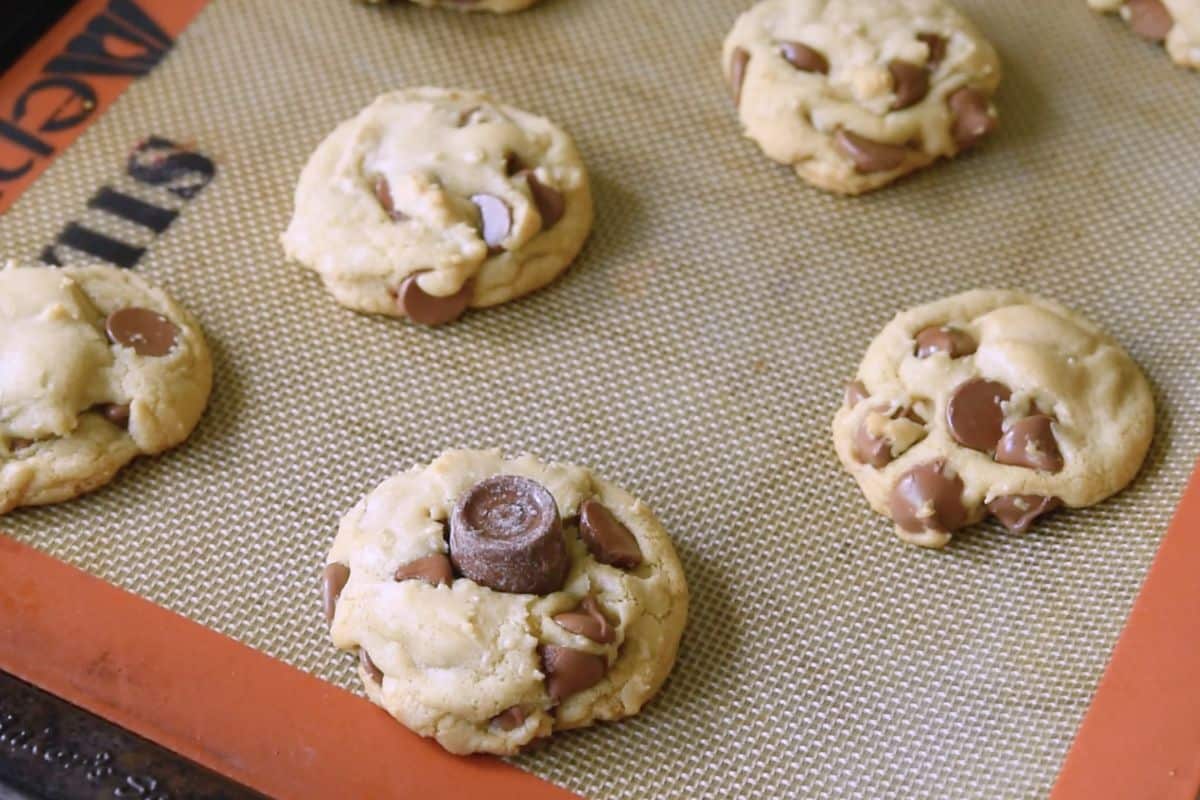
2,0,1199,797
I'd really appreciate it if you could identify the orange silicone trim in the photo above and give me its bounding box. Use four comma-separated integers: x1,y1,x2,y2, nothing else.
0,535,578,800
1052,458,1200,800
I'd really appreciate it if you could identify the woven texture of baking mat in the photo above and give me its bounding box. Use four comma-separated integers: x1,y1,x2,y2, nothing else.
2,1,1199,797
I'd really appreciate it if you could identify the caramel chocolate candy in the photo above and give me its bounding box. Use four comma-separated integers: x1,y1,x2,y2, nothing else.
914,326,976,359
522,171,565,230
394,554,454,587
322,563,350,624
889,460,968,534
397,274,472,326
491,706,527,731
948,88,996,150
97,402,131,428
987,494,1061,534
471,193,511,252
730,47,750,106
105,307,179,357
834,130,909,173
946,378,1011,452
1125,0,1174,41
779,41,828,74
844,380,869,409
449,475,568,595
539,645,606,703
553,596,615,644
995,415,1063,473
360,648,384,684
889,59,930,110
579,499,643,570
917,32,948,67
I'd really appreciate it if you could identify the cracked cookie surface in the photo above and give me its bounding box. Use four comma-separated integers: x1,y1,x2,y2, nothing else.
1089,0,1200,70
722,0,1002,195
323,449,688,755
832,290,1154,547
0,264,212,514
282,88,592,324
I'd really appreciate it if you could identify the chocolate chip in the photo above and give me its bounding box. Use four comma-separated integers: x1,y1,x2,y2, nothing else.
987,494,1061,534
553,596,615,644
579,499,643,570
914,326,976,359
96,402,131,428
522,172,565,230
456,106,481,127
779,41,829,74
889,59,930,110
374,177,407,221
504,152,526,177
730,47,750,107
360,648,384,684
888,460,968,534
492,706,527,731
322,563,350,624
833,130,909,173
995,415,1063,472
394,554,454,587
948,88,996,150
449,475,569,595
105,308,179,357
853,406,925,468
844,380,869,408
946,378,1011,452
9,438,33,451
853,413,894,468
396,274,472,326
539,645,606,703
917,33,948,66
471,194,511,253
1125,0,1174,40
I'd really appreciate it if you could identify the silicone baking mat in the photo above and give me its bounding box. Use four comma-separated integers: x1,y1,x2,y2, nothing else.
2,0,1199,797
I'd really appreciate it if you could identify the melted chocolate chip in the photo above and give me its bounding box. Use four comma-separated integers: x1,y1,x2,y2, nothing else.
97,402,131,428
578,499,643,570
539,645,607,703
1125,0,1174,40
360,648,384,684
995,415,1064,472
844,380,869,409
396,274,472,326
730,47,750,107
889,59,930,110
917,33,948,66
105,308,179,357
946,378,1011,452
523,172,565,230
374,177,407,221
492,706,527,731
948,88,996,149
915,326,976,359
322,563,350,624
449,475,569,595
394,554,454,587
504,152,527,177
779,41,829,74
552,596,615,644
833,130,909,173
889,460,968,534
472,194,511,253
987,494,1061,534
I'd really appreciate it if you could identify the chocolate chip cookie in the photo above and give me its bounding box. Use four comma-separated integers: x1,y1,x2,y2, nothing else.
322,450,688,755
832,290,1154,547
1090,0,1200,69
722,0,1002,195
282,88,593,325
360,0,541,13
0,264,212,514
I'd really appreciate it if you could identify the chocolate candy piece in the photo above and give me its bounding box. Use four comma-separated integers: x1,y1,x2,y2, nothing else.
539,645,606,703
1125,0,1174,40
504,152,526,177
844,380,869,408
396,274,472,326
97,402,131,428
995,415,1063,472
322,563,350,624
987,494,1061,534
946,378,1011,452
105,307,179,357
948,88,996,150
834,130,909,173
853,413,893,468
360,648,384,684
471,194,511,252
917,32,948,66
523,172,565,230
491,706,527,731
449,475,568,595
373,176,407,221
889,59,930,110
779,41,829,74
730,47,750,106
553,596,615,644
9,438,33,451
579,499,643,570
914,326,976,359
853,406,926,468
394,554,454,587
889,460,968,534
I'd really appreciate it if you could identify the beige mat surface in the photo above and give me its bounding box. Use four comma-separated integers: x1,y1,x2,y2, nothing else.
2,1,1199,797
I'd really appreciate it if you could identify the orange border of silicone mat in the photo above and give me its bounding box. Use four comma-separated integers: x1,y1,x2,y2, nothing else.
0,535,579,800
